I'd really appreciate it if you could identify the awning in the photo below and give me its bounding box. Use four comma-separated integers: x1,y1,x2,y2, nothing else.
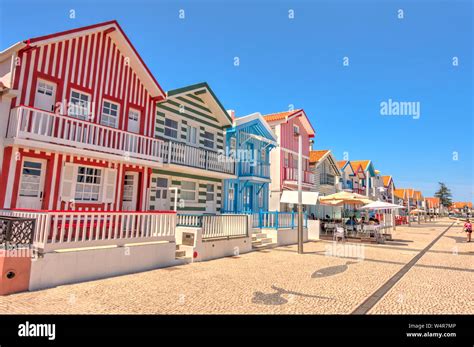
280,191,319,205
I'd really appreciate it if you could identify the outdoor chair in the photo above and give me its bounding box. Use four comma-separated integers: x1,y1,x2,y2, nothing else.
333,226,345,242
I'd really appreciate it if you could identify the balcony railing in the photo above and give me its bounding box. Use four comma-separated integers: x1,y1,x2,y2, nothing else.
320,173,335,186
161,140,235,175
0,209,176,252
239,161,270,178
7,106,164,162
7,106,235,175
283,167,314,184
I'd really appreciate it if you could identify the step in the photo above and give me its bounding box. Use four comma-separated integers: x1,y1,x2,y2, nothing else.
252,242,278,250
175,250,187,258
253,233,267,238
259,237,273,244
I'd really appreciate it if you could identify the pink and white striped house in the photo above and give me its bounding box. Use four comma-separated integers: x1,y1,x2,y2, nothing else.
262,109,315,211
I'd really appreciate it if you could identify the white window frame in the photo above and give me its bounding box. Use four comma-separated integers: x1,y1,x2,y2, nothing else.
164,118,179,139
185,123,199,146
69,89,91,120
293,124,300,135
206,184,215,202
74,165,103,202
180,180,197,202
202,130,215,150
101,100,120,128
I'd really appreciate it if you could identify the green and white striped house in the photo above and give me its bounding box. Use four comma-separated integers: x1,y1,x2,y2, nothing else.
148,82,236,214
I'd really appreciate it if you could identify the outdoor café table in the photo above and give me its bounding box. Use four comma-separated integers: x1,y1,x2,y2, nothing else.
362,224,380,238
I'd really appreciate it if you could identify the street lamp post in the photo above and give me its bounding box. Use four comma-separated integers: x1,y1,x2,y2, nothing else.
297,132,303,254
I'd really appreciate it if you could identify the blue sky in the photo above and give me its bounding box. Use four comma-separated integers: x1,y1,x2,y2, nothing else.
1,0,472,202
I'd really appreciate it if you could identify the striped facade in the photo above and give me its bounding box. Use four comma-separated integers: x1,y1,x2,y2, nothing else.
148,83,233,214
263,110,316,212
222,113,277,213
0,21,166,212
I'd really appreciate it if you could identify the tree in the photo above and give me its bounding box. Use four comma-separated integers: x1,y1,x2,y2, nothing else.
434,182,453,207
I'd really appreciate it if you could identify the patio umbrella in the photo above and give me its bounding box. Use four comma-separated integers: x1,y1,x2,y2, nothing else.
360,201,406,210
319,191,372,205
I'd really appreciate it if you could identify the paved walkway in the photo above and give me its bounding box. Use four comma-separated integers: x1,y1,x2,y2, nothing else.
0,218,472,314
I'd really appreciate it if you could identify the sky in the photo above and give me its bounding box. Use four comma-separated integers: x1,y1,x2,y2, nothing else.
1,0,472,202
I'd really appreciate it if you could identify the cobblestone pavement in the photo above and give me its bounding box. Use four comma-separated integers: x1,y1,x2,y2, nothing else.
0,219,471,314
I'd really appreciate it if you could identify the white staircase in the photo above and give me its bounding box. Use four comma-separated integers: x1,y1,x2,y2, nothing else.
252,230,277,250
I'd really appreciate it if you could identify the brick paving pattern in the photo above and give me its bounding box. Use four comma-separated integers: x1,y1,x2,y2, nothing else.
0,219,471,314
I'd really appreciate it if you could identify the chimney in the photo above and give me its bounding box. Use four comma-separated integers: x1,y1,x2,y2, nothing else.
309,139,314,152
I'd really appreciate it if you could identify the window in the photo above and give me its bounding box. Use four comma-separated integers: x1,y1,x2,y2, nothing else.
230,137,236,151
37,81,54,96
284,152,289,167
228,185,235,201
101,100,119,128
69,90,90,120
202,131,215,149
186,125,198,145
164,118,178,139
75,166,102,201
154,177,168,199
180,181,196,201
261,149,266,163
258,189,264,208
293,125,300,135
206,184,214,201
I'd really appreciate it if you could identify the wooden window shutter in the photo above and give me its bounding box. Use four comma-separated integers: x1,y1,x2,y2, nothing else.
102,168,117,203
61,163,76,202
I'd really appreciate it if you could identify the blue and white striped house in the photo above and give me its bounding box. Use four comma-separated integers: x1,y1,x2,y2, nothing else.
222,112,278,213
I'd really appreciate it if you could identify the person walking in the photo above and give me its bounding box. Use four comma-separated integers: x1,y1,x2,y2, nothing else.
464,219,472,242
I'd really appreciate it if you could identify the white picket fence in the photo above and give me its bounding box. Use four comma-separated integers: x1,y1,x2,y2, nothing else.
201,214,249,240
0,209,176,252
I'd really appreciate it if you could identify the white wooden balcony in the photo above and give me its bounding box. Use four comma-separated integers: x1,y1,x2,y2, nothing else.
162,140,235,175
6,106,235,175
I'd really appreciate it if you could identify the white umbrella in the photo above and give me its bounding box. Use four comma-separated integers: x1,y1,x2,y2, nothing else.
360,201,406,210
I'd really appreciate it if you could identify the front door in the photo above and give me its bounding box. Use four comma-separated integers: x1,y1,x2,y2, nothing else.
154,177,169,210
122,172,139,211
17,158,47,209
205,184,216,213
34,80,56,112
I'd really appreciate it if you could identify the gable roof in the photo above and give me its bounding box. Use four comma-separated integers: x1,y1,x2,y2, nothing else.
337,160,355,175
3,20,166,100
234,112,278,143
350,160,371,172
394,189,406,199
382,175,393,187
310,150,341,176
262,109,315,138
309,150,330,164
165,82,233,126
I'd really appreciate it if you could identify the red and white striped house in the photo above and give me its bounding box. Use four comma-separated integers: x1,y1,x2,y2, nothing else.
262,109,315,211
0,20,168,212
